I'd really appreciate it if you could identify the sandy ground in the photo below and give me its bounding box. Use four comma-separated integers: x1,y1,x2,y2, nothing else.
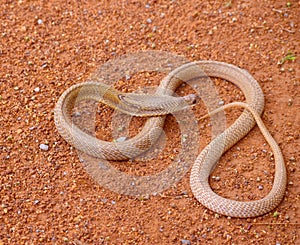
0,0,299,244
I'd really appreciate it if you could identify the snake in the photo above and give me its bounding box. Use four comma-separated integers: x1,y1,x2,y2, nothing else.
54,61,286,218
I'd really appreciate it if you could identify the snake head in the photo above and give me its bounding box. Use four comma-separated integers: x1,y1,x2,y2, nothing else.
183,94,199,105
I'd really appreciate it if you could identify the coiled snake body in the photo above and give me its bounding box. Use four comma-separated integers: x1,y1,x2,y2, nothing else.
54,61,286,218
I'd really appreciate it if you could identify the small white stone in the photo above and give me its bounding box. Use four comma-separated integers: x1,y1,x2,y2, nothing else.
39,143,49,151
34,87,40,93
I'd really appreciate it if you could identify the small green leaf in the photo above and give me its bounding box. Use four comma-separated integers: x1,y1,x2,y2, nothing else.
273,211,280,217
279,52,296,65
7,135,13,141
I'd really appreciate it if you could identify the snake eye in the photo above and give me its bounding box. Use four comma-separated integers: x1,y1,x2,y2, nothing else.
184,94,199,105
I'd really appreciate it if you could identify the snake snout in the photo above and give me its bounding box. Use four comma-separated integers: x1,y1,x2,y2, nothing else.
183,94,199,105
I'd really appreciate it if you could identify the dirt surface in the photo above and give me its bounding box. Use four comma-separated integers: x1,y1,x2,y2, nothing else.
0,0,299,244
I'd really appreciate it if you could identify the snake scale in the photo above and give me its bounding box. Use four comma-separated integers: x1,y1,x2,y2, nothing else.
54,61,286,218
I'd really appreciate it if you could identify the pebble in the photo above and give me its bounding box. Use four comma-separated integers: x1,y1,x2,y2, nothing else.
39,144,49,151
37,19,43,25
289,156,296,162
34,87,40,93
181,239,191,245
41,62,48,69
16,129,22,134
258,185,263,190
212,176,221,181
147,18,152,24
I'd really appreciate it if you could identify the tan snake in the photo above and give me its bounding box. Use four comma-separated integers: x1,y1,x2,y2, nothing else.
54,61,286,218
